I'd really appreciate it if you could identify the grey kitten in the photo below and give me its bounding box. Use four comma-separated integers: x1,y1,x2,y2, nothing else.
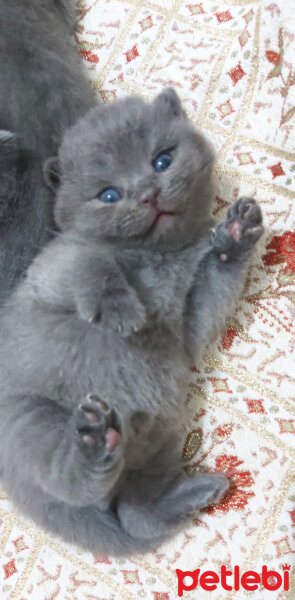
0,0,95,296
0,89,263,555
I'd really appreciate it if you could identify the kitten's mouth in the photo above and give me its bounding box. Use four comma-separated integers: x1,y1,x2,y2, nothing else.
141,209,178,238
152,211,176,228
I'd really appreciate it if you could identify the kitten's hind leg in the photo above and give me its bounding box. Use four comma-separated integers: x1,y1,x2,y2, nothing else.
0,394,125,507
34,471,227,556
118,473,228,542
117,437,228,542
75,394,122,458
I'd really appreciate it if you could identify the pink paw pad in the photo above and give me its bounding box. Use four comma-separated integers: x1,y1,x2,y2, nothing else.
105,428,122,452
227,221,242,241
76,395,122,454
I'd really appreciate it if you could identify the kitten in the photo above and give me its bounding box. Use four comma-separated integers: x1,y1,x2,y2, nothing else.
0,0,95,296
0,89,263,555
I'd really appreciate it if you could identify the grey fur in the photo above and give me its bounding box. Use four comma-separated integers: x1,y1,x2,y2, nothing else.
0,89,263,555
0,0,95,297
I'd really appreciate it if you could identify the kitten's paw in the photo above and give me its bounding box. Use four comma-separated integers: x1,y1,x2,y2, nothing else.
212,197,264,262
75,296,101,324
76,289,146,337
162,472,229,526
75,394,123,462
78,288,146,337
190,472,229,509
103,289,146,337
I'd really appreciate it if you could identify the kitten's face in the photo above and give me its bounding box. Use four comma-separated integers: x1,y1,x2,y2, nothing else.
50,89,215,250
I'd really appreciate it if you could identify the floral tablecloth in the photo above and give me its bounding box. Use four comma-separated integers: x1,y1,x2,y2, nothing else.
1,0,295,598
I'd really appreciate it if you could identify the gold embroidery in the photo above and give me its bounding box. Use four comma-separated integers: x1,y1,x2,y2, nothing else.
236,136,295,162
217,8,261,164
215,163,295,199
198,38,234,124
93,6,139,90
191,383,295,455
0,508,137,600
204,352,295,416
219,463,295,600
7,539,42,600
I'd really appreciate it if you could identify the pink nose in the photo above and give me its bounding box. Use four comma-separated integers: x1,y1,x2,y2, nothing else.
140,188,160,208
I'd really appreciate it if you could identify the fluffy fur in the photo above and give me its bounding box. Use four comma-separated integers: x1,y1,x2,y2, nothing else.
0,0,95,296
0,88,263,555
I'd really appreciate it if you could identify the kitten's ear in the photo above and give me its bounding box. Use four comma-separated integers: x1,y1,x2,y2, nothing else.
43,157,61,191
153,88,186,118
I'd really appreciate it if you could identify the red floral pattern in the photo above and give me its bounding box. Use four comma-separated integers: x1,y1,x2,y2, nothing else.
205,455,255,514
221,326,239,350
263,231,295,273
80,49,99,63
266,50,280,65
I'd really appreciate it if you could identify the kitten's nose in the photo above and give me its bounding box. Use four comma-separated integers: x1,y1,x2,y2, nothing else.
140,187,160,208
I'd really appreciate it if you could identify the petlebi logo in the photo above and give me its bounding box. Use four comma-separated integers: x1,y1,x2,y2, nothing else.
176,564,291,596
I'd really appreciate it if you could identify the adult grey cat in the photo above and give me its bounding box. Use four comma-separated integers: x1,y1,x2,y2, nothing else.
0,0,95,296
0,88,263,555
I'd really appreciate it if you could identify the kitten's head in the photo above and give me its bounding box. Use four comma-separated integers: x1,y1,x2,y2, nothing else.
45,88,215,250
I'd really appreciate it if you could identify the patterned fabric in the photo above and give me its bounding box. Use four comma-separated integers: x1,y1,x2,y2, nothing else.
1,0,295,598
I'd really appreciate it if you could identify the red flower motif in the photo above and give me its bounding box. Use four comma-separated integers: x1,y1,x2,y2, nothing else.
221,326,238,350
80,50,99,64
266,50,280,65
213,424,233,443
263,231,295,274
204,454,255,514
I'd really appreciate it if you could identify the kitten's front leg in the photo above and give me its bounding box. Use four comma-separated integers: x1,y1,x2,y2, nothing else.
74,259,146,337
185,197,263,357
0,394,125,506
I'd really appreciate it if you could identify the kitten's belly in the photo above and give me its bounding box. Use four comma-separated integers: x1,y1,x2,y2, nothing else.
13,314,190,426
63,321,189,423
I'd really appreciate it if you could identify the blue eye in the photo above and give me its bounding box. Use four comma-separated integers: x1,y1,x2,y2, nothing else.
99,188,121,203
153,152,173,173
